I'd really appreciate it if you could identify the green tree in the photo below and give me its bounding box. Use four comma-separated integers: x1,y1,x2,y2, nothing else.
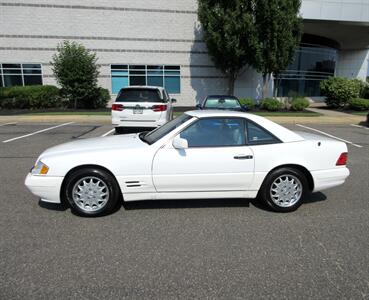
51,41,100,108
198,0,259,95
254,0,302,98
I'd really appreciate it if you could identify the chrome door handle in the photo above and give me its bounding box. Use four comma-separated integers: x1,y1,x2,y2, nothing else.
234,155,253,160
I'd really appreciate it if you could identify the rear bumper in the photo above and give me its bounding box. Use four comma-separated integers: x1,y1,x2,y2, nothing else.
25,173,63,203
311,167,350,192
112,117,167,128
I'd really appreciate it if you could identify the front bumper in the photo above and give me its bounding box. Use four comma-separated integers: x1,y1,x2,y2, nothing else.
311,167,350,192
25,173,64,203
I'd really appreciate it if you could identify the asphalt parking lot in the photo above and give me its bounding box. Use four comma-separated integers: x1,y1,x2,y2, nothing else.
0,121,368,299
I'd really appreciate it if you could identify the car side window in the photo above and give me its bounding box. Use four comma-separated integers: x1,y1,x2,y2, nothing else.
246,121,280,145
179,118,246,147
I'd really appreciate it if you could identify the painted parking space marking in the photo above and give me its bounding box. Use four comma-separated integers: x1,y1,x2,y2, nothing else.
350,124,369,130
296,124,363,148
0,122,17,127
2,122,75,143
101,128,115,137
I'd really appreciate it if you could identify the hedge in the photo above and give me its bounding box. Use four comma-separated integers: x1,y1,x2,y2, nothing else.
290,97,310,111
0,85,63,109
260,98,283,111
239,98,255,110
320,77,364,107
0,85,110,109
348,98,369,111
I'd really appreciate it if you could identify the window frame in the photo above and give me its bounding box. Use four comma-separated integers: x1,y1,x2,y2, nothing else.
110,64,181,95
245,120,282,146
0,63,43,87
175,117,282,148
178,117,249,148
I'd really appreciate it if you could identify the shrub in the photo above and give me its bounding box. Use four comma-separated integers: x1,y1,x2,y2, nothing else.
51,40,100,109
0,85,63,109
320,77,362,107
261,98,283,111
87,87,110,109
239,98,255,110
362,84,369,99
348,98,369,111
290,97,310,111
352,79,368,99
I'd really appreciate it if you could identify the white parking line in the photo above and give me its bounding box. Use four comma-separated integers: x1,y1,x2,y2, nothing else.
0,122,17,127
2,122,75,143
101,128,115,137
296,124,363,148
350,124,369,130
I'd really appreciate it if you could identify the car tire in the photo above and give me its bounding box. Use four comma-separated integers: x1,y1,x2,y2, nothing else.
259,167,308,212
64,168,121,217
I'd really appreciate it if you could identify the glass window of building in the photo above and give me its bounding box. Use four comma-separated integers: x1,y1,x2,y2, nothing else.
275,34,338,97
0,63,43,87
111,64,180,94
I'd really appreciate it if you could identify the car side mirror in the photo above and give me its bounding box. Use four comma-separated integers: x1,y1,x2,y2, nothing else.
171,98,177,103
242,105,249,111
195,104,201,109
172,136,188,149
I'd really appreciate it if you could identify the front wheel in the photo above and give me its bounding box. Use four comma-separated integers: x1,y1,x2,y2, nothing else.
64,168,120,217
259,167,308,212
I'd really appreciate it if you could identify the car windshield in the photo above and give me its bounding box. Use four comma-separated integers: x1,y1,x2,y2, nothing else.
204,97,241,109
116,88,163,103
140,114,193,144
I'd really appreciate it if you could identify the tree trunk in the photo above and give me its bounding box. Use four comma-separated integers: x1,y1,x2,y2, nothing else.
273,76,280,98
262,73,271,99
228,73,236,95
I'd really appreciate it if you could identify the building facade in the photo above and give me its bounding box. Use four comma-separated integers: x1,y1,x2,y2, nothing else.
0,0,368,106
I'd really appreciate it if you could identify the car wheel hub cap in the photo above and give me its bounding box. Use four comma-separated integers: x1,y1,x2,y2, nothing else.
72,176,109,212
270,175,302,208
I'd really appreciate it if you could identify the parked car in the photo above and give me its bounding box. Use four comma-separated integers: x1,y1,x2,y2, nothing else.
196,95,248,111
111,86,176,133
25,110,350,217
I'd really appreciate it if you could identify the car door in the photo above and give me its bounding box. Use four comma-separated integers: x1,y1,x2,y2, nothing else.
152,117,255,192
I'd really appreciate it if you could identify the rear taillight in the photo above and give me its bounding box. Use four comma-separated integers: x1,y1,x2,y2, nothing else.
336,152,348,166
152,105,167,112
112,104,124,111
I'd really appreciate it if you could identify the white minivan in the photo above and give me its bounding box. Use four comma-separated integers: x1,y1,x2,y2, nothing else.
111,86,176,133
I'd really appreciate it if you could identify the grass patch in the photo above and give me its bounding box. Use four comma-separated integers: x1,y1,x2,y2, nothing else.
29,111,110,116
251,111,322,117
174,110,321,117
26,110,322,117
347,111,368,116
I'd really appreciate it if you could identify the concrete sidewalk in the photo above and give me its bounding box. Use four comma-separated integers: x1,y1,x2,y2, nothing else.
0,109,366,125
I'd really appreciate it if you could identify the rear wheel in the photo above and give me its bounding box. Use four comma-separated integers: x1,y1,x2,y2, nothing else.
259,167,308,212
64,168,120,217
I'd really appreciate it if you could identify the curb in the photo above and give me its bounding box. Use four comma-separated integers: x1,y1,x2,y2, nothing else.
0,114,365,125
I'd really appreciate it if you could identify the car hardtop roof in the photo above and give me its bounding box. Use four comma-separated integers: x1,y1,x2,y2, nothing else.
119,85,165,91
184,110,304,143
206,94,239,98
186,109,258,120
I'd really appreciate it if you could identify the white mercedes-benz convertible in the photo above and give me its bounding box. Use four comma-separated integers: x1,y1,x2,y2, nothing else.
25,110,349,216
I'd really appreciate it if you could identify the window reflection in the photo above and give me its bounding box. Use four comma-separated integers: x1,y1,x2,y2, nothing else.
276,45,337,97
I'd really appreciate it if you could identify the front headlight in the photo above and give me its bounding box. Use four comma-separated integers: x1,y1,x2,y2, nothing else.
31,160,49,175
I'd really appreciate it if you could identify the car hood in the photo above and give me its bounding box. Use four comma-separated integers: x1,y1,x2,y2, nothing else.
40,133,147,158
